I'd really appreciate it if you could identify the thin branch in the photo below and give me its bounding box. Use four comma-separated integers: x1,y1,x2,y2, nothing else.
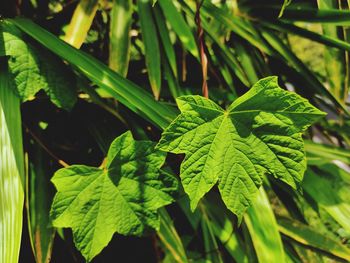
195,0,209,98
24,124,69,168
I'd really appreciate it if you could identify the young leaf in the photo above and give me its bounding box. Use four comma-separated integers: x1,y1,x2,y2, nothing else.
50,131,178,261
0,22,76,110
157,77,325,221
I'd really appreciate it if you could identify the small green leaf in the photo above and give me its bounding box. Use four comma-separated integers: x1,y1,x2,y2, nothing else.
0,21,76,110
157,77,325,220
50,131,178,261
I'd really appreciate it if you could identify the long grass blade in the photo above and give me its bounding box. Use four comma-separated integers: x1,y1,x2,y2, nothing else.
158,0,199,59
0,62,25,263
205,199,248,263
244,188,285,263
304,167,350,232
261,20,350,52
63,0,99,48
137,0,162,99
26,144,55,263
153,4,178,79
200,1,272,54
200,206,224,263
278,217,350,261
178,1,251,87
109,0,133,77
304,140,350,164
244,4,350,25
260,27,348,115
200,1,348,114
158,208,188,263
317,0,347,102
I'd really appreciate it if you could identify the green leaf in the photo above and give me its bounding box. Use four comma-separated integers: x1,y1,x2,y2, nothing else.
7,18,177,129
0,22,76,110
157,76,325,220
50,131,178,261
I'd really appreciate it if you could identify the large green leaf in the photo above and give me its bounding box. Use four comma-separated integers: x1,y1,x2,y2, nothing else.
50,131,178,261
0,62,25,263
157,77,325,220
0,22,76,110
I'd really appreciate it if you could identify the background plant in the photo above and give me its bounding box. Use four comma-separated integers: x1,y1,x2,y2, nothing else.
0,0,350,262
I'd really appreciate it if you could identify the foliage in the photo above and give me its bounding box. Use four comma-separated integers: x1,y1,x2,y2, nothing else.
51,132,178,261
157,78,324,218
0,0,350,262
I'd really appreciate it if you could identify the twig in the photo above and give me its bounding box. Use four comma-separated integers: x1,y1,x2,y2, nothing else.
195,0,209,98
24,124,69,168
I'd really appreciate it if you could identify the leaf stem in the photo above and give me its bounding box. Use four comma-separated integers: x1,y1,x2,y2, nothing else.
195,0,208,98
24,124,69,168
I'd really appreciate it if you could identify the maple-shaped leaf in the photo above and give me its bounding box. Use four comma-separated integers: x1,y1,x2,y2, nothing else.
157,76,326,221
0,21,76,110
50,131,178,262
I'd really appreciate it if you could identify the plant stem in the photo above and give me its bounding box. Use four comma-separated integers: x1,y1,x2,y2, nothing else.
195,0,208,98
